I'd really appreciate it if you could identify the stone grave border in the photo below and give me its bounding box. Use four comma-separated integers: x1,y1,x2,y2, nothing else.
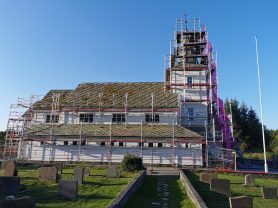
179,170,208,208
107,170,146,208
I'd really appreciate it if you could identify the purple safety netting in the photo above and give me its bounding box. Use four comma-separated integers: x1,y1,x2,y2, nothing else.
209,42,232,149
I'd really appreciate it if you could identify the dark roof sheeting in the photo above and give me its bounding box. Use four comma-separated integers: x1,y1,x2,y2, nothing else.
33,82,178,110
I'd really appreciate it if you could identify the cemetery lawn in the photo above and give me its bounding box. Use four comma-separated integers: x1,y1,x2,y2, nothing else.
185,170,278,208
124,176,195,208
0,165,138,208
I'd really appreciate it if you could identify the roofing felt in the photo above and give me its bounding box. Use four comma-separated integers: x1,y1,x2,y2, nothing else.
25,124,203,140
32,82,179,111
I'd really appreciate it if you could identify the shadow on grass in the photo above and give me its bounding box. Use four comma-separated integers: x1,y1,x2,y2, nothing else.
184,170,229,208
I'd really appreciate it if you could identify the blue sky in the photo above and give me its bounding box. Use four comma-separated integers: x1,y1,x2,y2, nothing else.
0,0,277,130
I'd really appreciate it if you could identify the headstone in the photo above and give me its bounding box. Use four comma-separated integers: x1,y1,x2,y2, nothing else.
210,179,231,195
83,167,90,177
1,161,10,170
58,180,78,200
55,163,63,174
261,187,277,199
0,196,35,208
73,168,84,184
4,162,18,177
38,167,58,183
244,174,255,186
0,176,20,196
200,172,217,183
229,196,253,208
107,165,121,178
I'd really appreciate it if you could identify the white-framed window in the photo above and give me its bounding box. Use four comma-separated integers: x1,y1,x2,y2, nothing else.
187,77,193,88
79,113,94,123
145,114,159,123
112,114,125,123
46,114,59,123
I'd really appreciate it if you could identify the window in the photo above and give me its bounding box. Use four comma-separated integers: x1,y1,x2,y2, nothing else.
72,141,77,145
40,141,44,146
46,115,59,123
145,114,159,123
158,143,163,147
111,142,114,146
188,108,194,120
79,113,94,123
148,143,153,147
119,142,123,146
101,142,105,146
187,77,193,88
81,140,86,145
64,141,68,145
139,142,144,147
112,114,125,123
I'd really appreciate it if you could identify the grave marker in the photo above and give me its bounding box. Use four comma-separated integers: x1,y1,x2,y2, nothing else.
58,180,78,200
210,179,231,195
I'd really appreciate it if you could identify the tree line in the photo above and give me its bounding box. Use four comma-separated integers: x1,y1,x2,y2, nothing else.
224,98,277,153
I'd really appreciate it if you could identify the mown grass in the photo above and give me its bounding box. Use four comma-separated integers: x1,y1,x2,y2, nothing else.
124,176,195,208
1,165,138,208
185,170,278,208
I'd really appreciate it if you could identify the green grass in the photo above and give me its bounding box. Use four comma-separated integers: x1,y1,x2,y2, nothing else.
218,173,278,208
185,171,229,208
1,165,138,208
124,176,195,208
243,152,274,160
185,170,278,208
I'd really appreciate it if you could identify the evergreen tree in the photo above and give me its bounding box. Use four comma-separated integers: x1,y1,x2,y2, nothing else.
224,98,272,152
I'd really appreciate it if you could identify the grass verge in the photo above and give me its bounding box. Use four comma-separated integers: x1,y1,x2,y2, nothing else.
124,176,195,208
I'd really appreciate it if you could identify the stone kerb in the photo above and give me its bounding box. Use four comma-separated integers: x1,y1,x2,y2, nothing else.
210,179,231,196
107,170,146,208
180,171,208,208
229,196,253,208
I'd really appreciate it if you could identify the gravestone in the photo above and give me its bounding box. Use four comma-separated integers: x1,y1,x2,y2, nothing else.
83,167,90,177
261,187,277,199
73,168,84,184
107,165,121,178
58,180,78,200
229,196,253,208
38,167,58,183
4,162,18,177
1,161,10,170
210,179,231,195
0,196,35,208
55,163,63,174
244,174,255,186
200,172,217,183
0,176,20,196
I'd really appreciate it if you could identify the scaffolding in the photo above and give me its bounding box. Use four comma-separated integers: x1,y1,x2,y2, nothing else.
3,95,42,160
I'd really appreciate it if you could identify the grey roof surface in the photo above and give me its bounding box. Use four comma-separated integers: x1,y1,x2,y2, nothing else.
25,124,204,141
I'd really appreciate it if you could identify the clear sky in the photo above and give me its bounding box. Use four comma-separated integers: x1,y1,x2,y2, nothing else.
0,0,277,130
